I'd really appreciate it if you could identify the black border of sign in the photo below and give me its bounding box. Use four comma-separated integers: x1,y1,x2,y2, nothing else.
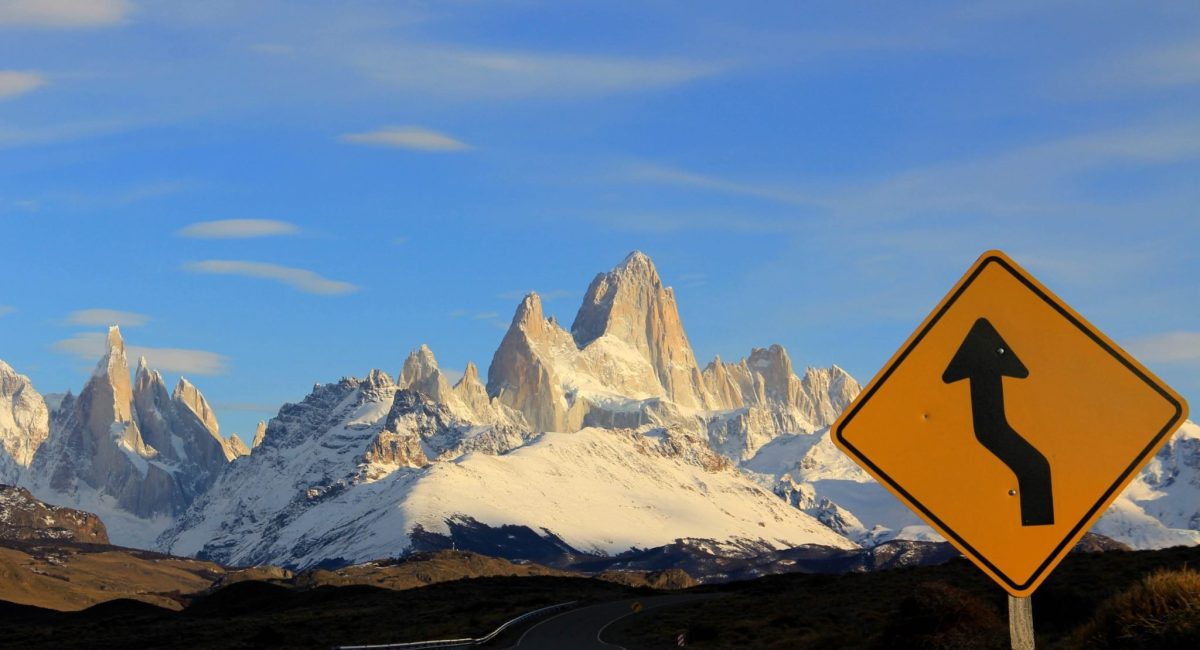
833,254,1187,593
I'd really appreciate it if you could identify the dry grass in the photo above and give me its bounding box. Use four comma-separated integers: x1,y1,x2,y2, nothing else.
0,546,220,611
880,581,1006,650
1066,567,1200,649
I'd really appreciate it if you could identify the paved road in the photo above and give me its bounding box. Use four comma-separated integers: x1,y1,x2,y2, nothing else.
502,594,718,650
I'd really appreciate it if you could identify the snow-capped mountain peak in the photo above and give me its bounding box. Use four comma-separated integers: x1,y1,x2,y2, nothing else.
571,250,711,409
0,359,50,482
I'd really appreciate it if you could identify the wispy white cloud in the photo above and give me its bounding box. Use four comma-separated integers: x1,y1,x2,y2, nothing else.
1127,331,1200,364
0,0,131,28
339,126,471,152
178,219,298,239
1063,39,1200,98
0,181,190,215
66,308,148,327
0,115,160,149
183,260,359,295
352,45,723,100
471,311,499,320
53,332,226,375
0,305,13,317
621,163,825,208
0,71,44,100
1012,245,1165,289
582,211,807,234
1115,42,1200,89
620,116,1200,229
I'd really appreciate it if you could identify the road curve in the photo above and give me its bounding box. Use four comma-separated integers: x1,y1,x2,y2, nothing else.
503,594,717,650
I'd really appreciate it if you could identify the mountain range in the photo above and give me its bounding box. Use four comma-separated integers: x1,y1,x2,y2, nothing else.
1,251,1196,569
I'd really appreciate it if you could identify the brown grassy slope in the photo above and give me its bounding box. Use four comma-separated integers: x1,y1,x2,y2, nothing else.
0,543,223,611
0,542,689,615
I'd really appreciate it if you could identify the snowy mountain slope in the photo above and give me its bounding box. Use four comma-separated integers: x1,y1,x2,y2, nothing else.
400,426,855,557
739,429,923,544
1094,420,1200,548
162,370,402,564
0,360,49,485
162,362,854,568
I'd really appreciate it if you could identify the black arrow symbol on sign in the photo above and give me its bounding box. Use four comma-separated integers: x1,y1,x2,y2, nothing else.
943,318,1054,526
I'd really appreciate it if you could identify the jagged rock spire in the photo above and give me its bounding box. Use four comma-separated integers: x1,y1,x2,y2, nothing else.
31,326,238,526
398,344,454,404
91,325,136,424
571,251,712,408
251,421,268,448
488,292,576,432
174,377,220,438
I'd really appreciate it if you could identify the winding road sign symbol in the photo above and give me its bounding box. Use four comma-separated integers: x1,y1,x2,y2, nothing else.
943,318,1054,527
833,250,1188,597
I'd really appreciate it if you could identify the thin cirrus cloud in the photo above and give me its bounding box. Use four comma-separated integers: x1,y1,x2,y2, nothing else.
621,163,825,209
0,0,131,28
53,332,226,375
183,260,359,295
66,308,148,327
619,115,1200,231
351,44,723,100
339,126,471,152
0,305,14,317
1127,331,1200,364
178,219,299,239
0,70,44,99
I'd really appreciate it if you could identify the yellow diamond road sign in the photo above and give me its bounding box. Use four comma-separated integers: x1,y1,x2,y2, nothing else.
833,250,1189,597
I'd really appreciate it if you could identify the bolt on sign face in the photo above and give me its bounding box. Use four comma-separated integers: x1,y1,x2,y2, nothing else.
833,250,1189,597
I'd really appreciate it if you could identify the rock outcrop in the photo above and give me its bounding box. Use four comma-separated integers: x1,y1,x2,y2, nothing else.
401,347,525,427
251,421,268,448
0,484,108,543
224,434,250,459
398,345,455,405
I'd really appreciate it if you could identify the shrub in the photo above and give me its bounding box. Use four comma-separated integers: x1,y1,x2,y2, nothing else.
878,581,1006,650
1068,567,1200,649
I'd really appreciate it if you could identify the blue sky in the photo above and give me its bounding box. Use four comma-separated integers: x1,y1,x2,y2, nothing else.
1,0,1197,439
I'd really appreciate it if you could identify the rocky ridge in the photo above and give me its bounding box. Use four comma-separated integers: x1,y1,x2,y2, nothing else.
14,327,241,546
0,484,108,543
